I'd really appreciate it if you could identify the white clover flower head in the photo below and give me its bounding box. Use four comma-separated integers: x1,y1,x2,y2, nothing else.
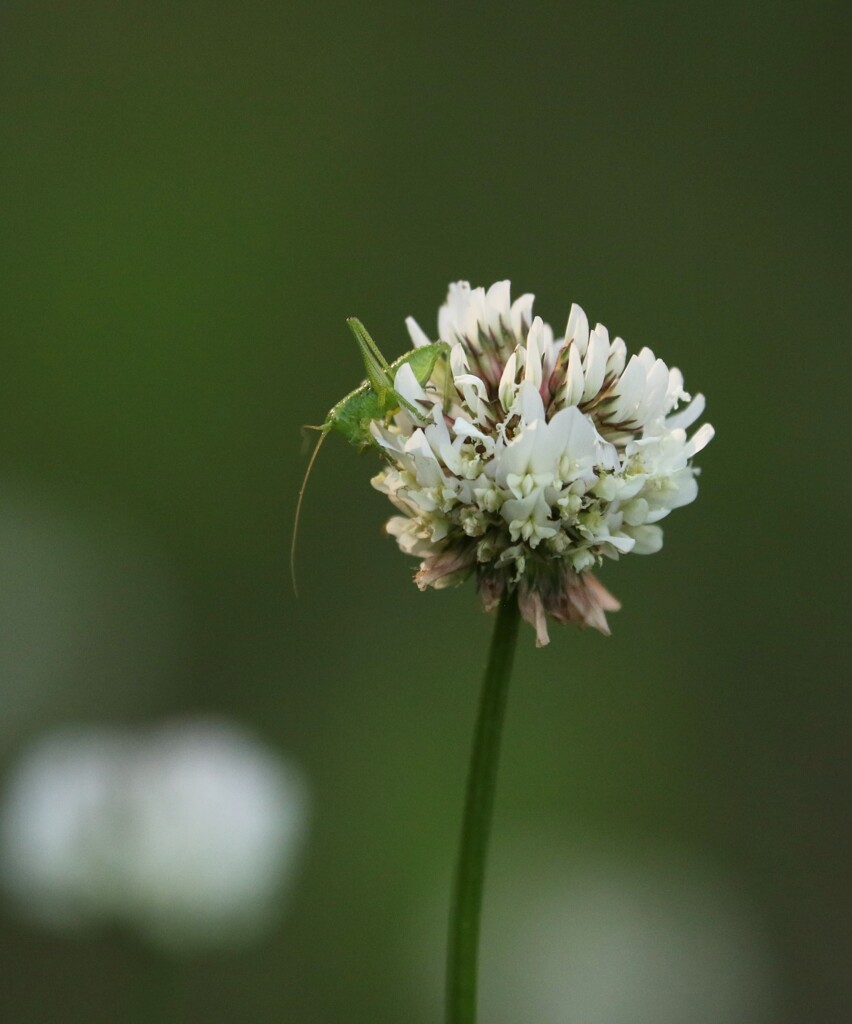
371,281,714,646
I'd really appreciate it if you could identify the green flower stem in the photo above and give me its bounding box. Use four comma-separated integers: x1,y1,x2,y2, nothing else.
446,593,521,1024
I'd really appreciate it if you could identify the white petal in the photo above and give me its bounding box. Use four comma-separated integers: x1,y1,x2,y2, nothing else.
605,533,636,553
529,416,570,476
565,303,589,357
636,346,656,370
623,497,649,526
449,341,470,377
667,472,699,508
485,280,511,336
393,362,428,411
498,352,519,411
500,491,539,524
665,393,706,431
630,524,664,554
463,287,488,346
510,293,534,340
550,405,596,461
595,436,620,472
454,371,489,424
541,322,560,380
606,337,626,379
501,489,556,547
439,281,471,341
515,380,545,425
402,429,444,486
452,417,488,441
581,324,609,402
634,358,670,424
497,424,537,482
664,366,689,410
685,422,715,457
424,403,452,449
453,372,488,399
609,354,646,422
524,316,544,388
405,316,432,349
563,343,584,407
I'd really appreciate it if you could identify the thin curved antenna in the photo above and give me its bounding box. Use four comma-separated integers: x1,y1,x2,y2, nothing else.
290,426,328,598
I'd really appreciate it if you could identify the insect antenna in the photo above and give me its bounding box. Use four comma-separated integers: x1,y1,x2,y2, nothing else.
290,426,329,598
299,422,325,453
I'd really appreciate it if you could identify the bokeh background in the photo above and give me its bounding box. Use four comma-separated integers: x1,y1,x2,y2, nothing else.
0,2,848,1022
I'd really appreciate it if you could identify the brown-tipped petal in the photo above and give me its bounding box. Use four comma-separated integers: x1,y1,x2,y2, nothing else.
415,547,475,591
566,573,619,635
584,573,621,612
519,585,551,647
477,571,506,614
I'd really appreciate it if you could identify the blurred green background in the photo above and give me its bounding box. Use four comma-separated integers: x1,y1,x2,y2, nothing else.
0,2,848,1022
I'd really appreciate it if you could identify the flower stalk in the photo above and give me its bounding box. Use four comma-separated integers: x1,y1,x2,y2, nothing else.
446,593,521,1024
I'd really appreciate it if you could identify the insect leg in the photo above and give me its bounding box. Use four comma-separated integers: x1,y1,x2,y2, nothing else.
347,318,394,400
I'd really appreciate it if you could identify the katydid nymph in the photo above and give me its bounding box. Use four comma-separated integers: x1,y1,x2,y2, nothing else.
290,317,450,594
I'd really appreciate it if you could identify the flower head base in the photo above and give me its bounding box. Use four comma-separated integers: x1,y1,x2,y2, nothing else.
371,282,713,646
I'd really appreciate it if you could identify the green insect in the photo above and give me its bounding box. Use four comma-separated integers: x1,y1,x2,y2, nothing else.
290,317,450,593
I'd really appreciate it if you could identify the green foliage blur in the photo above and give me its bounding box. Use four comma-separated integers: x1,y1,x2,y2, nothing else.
0,2,847,1022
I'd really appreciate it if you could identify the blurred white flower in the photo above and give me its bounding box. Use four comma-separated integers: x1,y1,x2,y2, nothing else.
0,719,308,948
374,281,714,644
416,842,778,1024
